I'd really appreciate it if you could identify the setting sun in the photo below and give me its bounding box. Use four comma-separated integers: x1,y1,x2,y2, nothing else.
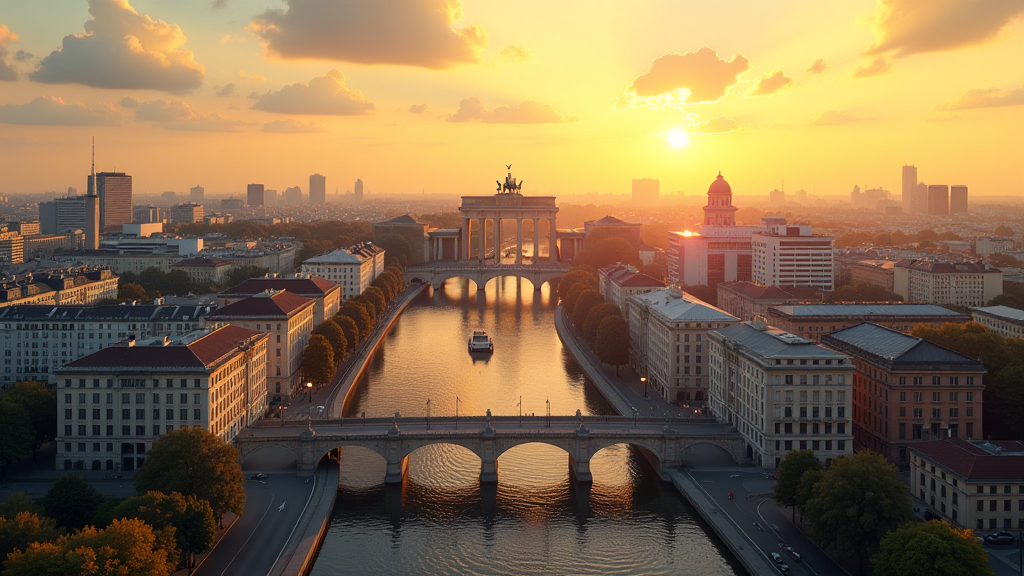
667,128,690,149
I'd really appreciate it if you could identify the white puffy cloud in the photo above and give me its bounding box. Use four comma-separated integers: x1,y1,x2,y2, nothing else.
262,119,326,133
852,57,891,78
805,110,858,126
251,70,374,115
30,0,204,92
121,97,248,131
747,70,792,96
939,85,1024,110
623,47,750,106
250,0,487,69
0,24,19,81
867,0,1024,57
0,96,118,125
447,97,575,124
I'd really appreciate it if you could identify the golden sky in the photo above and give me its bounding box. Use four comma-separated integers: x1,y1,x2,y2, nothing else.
0,0,1022,199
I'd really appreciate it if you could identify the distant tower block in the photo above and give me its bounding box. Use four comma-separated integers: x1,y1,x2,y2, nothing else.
901,165,917,213
247,183,265,207
309,173,326,205
190,185,205,203
355,179,364,202
950,185,968,215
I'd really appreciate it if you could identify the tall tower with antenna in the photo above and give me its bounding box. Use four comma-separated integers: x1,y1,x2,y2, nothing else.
84,137,100,250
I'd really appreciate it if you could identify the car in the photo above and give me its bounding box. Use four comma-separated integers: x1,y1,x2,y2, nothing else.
249,472,268,481
986,532,1014,545
778,565,790,573
771,552,783,563
783,546,801,561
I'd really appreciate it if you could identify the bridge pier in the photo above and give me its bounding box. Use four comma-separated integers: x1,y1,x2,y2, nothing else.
480,429,498,483
385,456,408,484
568,454,592,483
298,429,318,471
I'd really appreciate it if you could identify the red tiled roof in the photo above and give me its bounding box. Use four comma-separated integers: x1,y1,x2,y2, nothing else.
910,437,1024,481
209,290,312,318
63,325,264,370
223,276,337,297
189,325,264,365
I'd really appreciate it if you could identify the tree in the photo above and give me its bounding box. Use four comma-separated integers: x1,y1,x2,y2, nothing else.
313,319,348,362
803,451,914,574
338,305,372,341
133,427,246,526
332,314,360,350
578,237,641,269
224,265,269,288
988,253,1020,268
562,282,589,318
872,520,994,576
4,381,57,453
571,289,605,327
557,269,597,301
0,396,35,478
372,275,395,302
582,302,621,343
376,234,414,267
119,282,149,302
794,468,824,522
595,315,631,375
994,224,1014,237
0,511,63,566
348,296,377,323
386,264,405,288
301,334,336,386
113,491,216,574
40,474,104,531
363,286,387,315
3,517,176,576
0,491,42,519
773,450,823,521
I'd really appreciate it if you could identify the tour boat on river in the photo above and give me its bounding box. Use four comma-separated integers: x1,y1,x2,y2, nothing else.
468,329,494,353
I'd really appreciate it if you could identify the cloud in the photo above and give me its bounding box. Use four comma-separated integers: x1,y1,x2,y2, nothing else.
624,47,750,106
748,70,792,96
499,45,533,64
30,0,204,92
212,0,228,9
238,70,266,82
249,0,487,69
408,103,428,114
0,24,18,81
805,110,857,126
215,83,237,97
15,50,33,62
0,96,118,125
247,91,260,100
685,115,742,134
251,70,374,115
121,96,248,131
939,85,1024,110
852,57,891,78
262,119,326,133
807,59,828,74
447,97,575,124
219,34,245,44
866,0,1024,58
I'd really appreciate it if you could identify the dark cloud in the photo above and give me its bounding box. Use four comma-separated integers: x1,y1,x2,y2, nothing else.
805,110,857,126
215,83,237,97
866,0,1024,57
30,0,204,92
251,70,374,115
14,50,33,62
0,25,18,81
408,103,428,114
748,70,792,96
122,97,248,131
852,57,891,78
250,0,487,69
262,119,326,133
0,96,118,125
807,59,828,75
211,0,228,9
248,91,260,100
447,97,575,124
939,85,1024,110
626,47,750,104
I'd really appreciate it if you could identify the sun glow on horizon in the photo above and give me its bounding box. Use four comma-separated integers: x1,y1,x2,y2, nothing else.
667,128,690,149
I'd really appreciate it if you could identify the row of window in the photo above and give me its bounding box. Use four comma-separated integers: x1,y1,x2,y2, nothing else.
63,420,196,437
777,406,846,419
64,378,203,389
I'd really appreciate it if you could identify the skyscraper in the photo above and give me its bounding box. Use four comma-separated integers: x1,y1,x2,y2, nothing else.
927,185,949,216
190,185,205,203
912,182,928,214
247,184,265,207
950,185,968,215
354,179,364,202
901,165,917,213
283,186,303,206
264,189,278,207
85,138,100,249
309,174,326,205
631,178,659,205
88,172,132,232
40,196,87,235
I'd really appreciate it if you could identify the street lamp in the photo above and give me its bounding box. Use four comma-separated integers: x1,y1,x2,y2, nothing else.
305,382,313,426
426,398,431,430
455,396,461,429
641,375,648,399
545,398,551,428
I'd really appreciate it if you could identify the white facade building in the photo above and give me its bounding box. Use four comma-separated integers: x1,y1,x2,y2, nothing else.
708,320,855,469
751,224,834,291
894,260,1002,307
976,237,1014,257
54,325,268,472
598,264,666,320
301,243,385,300
971,306,1024,339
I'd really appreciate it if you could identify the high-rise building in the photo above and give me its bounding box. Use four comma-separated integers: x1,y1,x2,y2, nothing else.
354,179,364,202
769,188,785,207
283,186,303,206
912,182,928,214
88,172,132,232
902,165,917,213
190,185,205,203
133,205,163,224
751,222,834,291
39,196,87,234
247,184,265,207
264,189,278,207
170,202,204,224
309,174,326,205
950,185,968,215
631,178,659,205
0,229,25,264
927,184,949,216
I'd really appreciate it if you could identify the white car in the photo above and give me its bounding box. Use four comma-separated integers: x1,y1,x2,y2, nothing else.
783,546,802,561
771,552,783,563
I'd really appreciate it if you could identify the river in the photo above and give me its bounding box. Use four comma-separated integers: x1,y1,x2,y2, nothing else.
310,277,744,576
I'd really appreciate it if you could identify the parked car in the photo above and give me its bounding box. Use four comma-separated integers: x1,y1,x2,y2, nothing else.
771,552,783,563
249,472,268,481
986,532,1014,545
783,546,801,561
778,565,790,573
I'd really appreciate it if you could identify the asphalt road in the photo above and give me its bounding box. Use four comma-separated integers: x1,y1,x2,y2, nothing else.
194,473,315,576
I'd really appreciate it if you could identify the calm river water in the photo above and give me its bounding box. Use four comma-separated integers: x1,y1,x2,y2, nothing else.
310,277,744,576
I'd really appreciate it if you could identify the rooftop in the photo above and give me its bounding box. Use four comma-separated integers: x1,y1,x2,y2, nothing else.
377,214,423,225
586,215,638,226
632,288,738,323
896,259,1000,274
61,325,265,371
303,248,364,265
223,275,338,297
0,304,211,322
600,264,666,289
821,323,985,371
208,289,312,318
171,256,232,268
973,306,1024,323
910,437,1024,481
769,304,965,319
711,321,848,360
719,281,816,301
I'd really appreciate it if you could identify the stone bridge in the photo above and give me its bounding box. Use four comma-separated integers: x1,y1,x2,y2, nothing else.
235,414,745,484
405,263,571,291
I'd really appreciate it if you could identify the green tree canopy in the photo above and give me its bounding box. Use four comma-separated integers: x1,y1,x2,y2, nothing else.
372,275,396,302
332,314,360,350
986,364,1024,440
40,474,104,531
583,302,622,343
3,517,176,576
557,269,598,302
3,381,57,450
386,264,405,287
0,511,63,565
562,282,589,318
641,262,666,281
363,286,387,316
794,468,824,521
313,320,348,363
0,492,42,519
571,289,605,328
338,304,372,341
348,296,377,323
994,224,1014,237
578,237,640,269
302,334,336,386
872,520,994,576
774,450,823,521
113,491,216,573
133,427,246,524
376,234,414,267
804,451,914,572
0,396,36,473
596,315,631,375
119,282,149,302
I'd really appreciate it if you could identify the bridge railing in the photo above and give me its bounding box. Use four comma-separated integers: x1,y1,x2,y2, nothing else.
252,414,720,429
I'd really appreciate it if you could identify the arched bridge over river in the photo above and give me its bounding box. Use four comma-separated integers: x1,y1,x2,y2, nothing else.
405,263,571,291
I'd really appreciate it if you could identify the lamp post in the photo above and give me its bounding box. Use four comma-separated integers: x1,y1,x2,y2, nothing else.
455,396,461,429
517,396,522,427
426,398,431,430
305,382,313,427
545,398,550,428
641,375,648,399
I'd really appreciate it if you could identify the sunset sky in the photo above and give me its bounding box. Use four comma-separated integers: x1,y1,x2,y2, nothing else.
0,0,1022,199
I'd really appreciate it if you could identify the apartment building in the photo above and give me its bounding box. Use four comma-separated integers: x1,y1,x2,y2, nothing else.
598,264,666,319
219,274,341,325
54,325,268,472
0,269,120,308
766,304,969,342
708,319,855,469
300,243,385,300
821,323,985,465
628,287,739,403
716,281,817,322
894,260,1002,307
751,224,834,291
971,306,1024,339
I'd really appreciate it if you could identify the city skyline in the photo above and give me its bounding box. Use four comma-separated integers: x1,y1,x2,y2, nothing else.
0,0,1021,198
